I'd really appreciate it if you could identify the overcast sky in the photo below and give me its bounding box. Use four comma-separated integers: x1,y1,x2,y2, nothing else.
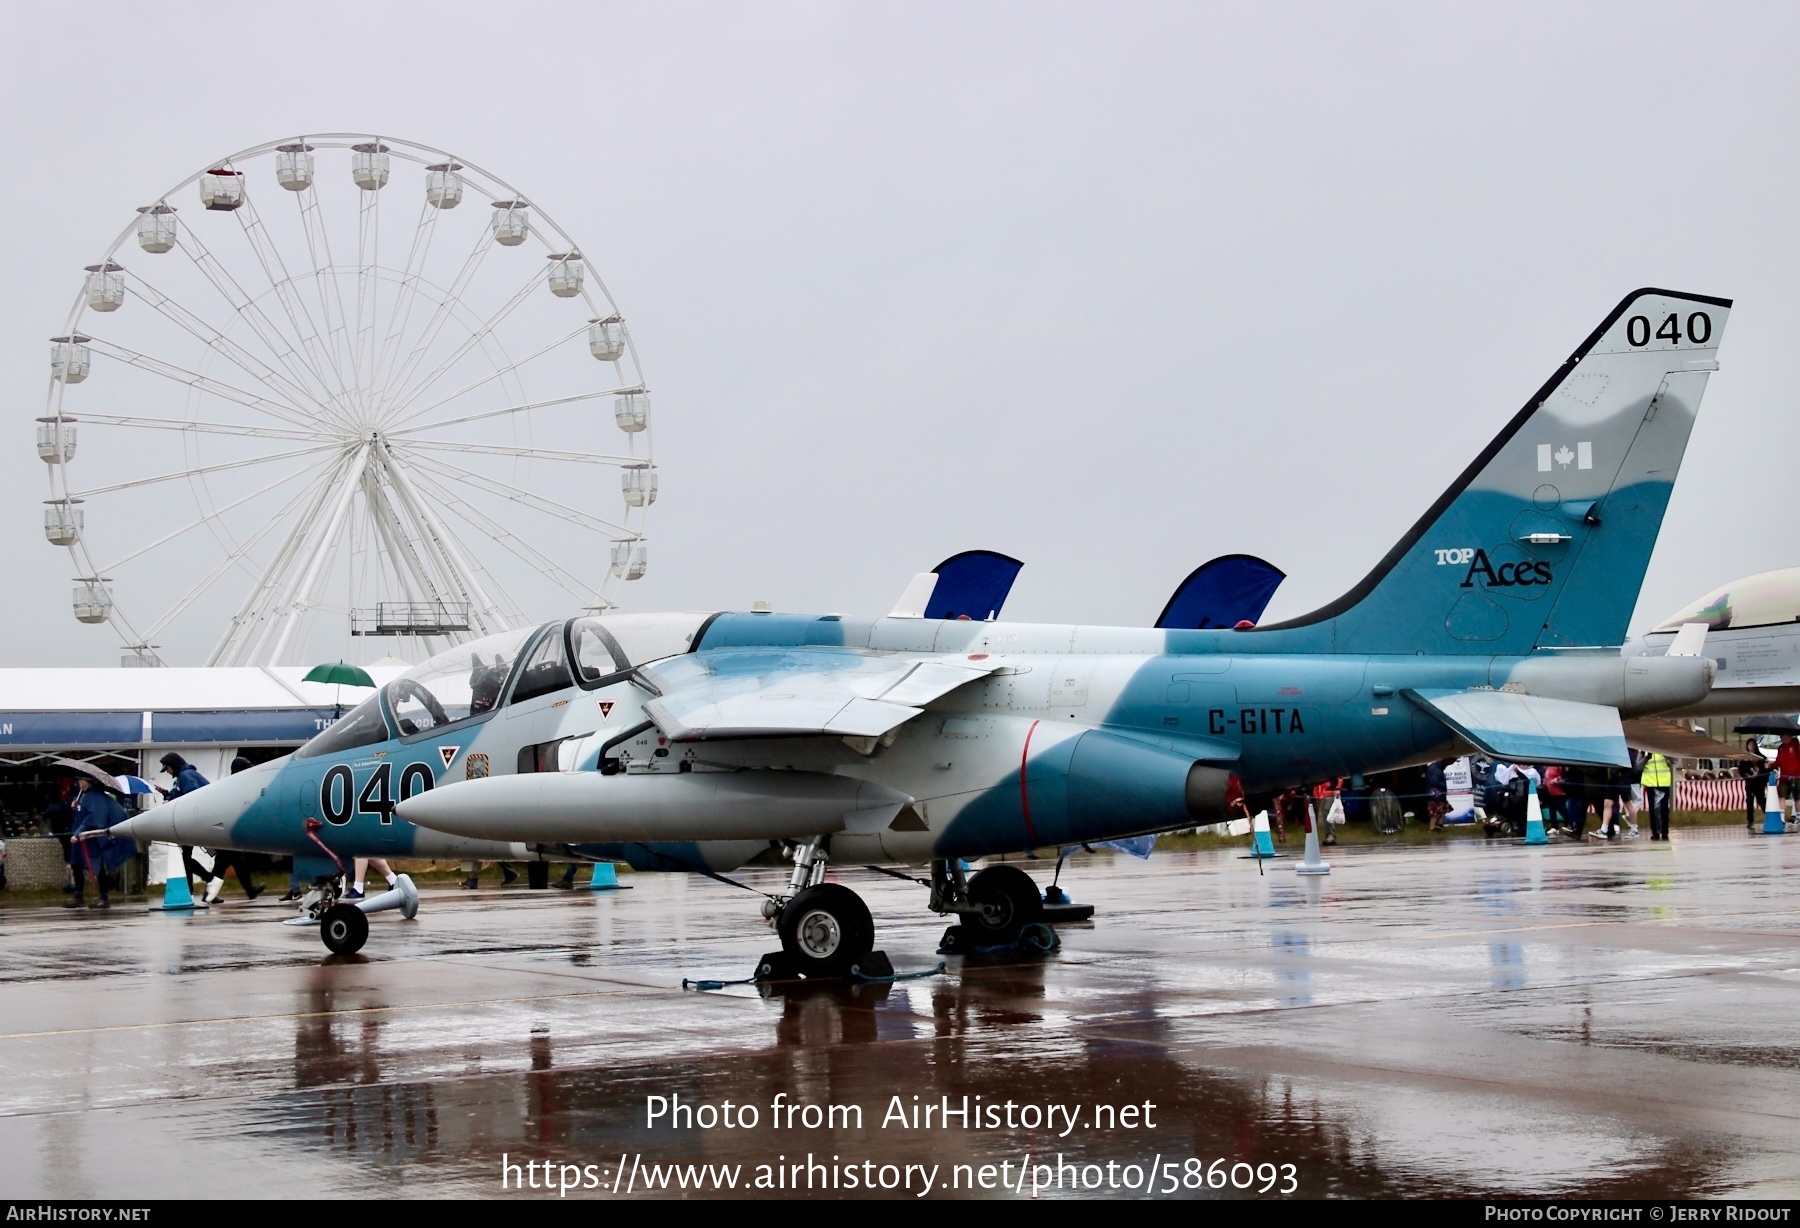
2,2,1796,666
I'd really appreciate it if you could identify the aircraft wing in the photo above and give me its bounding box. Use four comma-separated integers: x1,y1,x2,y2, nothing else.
1404,688,1631,768
639,646,1003,741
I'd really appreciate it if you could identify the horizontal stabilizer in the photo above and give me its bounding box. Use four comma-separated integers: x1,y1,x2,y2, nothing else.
1156,554,1286,629
1621,717,1746,761
1405,688,1631,768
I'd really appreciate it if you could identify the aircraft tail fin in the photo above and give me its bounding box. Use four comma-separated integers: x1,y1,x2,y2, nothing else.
1259,288,1730,654
1155,554,1285,629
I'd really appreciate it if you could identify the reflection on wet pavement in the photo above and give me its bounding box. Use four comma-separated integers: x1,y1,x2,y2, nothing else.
1,830,1796,1198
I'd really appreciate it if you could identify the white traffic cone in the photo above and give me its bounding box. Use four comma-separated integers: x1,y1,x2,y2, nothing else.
1295,804,1331,875
1524,789,1548,845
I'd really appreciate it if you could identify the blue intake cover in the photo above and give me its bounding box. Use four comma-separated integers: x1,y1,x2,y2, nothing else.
1155,554,1286,629
925,550,1024,622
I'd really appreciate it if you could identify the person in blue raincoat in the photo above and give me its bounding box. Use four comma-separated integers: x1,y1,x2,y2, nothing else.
67,775,133,910
159,753,221,895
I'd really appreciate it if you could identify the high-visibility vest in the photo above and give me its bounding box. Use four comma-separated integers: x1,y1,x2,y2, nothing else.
1642,754,1673,788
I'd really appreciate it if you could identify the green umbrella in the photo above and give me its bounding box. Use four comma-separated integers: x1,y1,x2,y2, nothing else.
303,662,376,688
304,661,376,717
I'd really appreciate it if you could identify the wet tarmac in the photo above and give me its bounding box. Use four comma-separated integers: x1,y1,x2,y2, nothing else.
2,828,1798,1199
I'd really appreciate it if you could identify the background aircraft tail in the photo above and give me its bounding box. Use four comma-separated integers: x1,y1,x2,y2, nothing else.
1259,288,1730,654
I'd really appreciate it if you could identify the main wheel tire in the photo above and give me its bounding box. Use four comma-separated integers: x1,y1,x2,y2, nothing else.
777,883,874,978
320,903,369,955
966,864,1043,943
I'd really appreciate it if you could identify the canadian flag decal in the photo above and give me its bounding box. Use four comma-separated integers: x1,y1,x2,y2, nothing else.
1537,442,1592,472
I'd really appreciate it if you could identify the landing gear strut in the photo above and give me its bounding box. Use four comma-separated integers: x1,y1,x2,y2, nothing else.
763,837,879,978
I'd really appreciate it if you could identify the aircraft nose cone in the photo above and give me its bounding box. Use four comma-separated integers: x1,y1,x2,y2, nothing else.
116,771,258,847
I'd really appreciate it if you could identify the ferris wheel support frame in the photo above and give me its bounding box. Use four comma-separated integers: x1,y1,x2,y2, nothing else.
377,440,507,629
259,442,370,666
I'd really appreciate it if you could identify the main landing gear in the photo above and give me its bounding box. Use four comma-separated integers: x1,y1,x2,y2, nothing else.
759,837,880,978
759,839,1058,977
931,860,1055,955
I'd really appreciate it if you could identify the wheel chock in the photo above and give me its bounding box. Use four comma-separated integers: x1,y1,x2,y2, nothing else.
753,949,804,982
937,921,1060,957
850,950,895,979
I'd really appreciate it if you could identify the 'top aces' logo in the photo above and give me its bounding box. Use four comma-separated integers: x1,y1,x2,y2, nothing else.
1435,547,1552,589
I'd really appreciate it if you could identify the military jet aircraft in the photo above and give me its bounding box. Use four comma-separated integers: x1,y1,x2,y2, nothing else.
122,288,1729,973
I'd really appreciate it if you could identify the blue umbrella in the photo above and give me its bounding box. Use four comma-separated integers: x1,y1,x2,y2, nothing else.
117,775,155,794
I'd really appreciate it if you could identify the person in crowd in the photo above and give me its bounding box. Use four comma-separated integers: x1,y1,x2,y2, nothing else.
1486,762,1538,836
186,757,268,902
1775,734,1800,822
1310,780,1339,846
1641,751,1675,841
66,775,133,910
158,752,260,901
158,752,218,894
458,860,520,890
1541,764,1567,834
349,856,398,901
1340,774,1368,828
1737,738,1769,831
1424,759,1449,832
281,856,305,903
43,788,75,895
1273,786,1313,843
1561,765,1588,839
1597,757,1640,840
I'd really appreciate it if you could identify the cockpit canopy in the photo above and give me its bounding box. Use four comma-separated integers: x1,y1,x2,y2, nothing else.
1652,567,1800,634
294,612,718,758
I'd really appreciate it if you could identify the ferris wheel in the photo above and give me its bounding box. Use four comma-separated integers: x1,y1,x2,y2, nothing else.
40,133,655,668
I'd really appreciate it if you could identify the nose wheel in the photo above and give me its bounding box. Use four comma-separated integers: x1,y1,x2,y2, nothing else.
320,903,369,955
